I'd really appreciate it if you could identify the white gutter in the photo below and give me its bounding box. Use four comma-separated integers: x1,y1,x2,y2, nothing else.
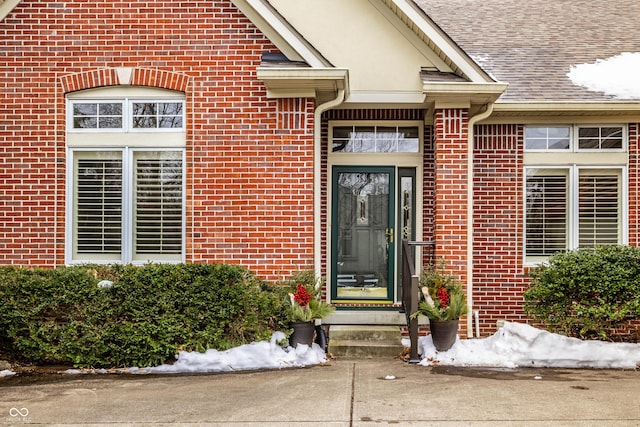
314,90,345,283
466,102,494,338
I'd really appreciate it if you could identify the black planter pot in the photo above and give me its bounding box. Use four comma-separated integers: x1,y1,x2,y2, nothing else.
289,321,315,347
429,319,459,351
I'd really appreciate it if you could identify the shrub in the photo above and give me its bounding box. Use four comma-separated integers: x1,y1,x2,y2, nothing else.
0,263,290,368
524,245,640,340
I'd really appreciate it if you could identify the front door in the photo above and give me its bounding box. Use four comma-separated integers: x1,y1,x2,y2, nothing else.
331,166,395,302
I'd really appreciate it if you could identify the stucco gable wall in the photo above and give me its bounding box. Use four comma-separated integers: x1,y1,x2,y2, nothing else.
268,0,446,96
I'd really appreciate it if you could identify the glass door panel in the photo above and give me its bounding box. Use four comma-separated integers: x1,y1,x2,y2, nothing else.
332,167,395,301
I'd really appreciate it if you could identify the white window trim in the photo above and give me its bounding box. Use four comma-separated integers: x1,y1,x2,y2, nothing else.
65,147,186,265
523,165,628,266
524,124,627,153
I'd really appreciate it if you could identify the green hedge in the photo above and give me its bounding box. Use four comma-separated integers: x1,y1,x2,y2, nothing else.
524,245,640,340
0,263,291,368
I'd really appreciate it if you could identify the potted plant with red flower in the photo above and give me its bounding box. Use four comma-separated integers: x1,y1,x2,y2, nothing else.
287,272,334,348
411,259,468,351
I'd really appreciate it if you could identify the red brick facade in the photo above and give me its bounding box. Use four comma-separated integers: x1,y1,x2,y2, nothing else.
1,1,638,336
0,0,315,279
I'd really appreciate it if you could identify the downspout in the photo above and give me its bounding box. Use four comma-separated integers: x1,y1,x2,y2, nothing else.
314,89,345,282
466,102,494,337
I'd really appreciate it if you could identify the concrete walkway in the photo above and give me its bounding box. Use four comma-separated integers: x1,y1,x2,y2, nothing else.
1,358,640,426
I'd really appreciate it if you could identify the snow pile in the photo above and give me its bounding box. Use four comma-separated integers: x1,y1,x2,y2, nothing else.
418,322,640,369
5,323,640,379
145,331,327,374
567,52,640,99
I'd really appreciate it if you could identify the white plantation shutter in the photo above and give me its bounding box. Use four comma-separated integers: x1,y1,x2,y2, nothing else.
133,152,183,259
526,172,568,256
579,171,620,247
75,155,123,259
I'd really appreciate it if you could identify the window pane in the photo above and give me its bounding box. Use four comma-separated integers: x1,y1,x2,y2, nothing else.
74,104,97,116
133,102,184,129
75,155,122,257
73,103,98,129
578,127,623,150
353,127,376,152
134,117,157,128
99,103,122,115
134,152,183,258
72,102,123,129
332,127,352,152
376,127,397,152
397,127,420,152
579,172,619,247
74,117,97,128
525,126,570,150
158,115,183,128
526,171,568,256
159,102,183,115
601,127,623,149
332,126,420,153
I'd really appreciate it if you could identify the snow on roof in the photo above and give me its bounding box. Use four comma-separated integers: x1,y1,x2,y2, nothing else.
568,52,640,100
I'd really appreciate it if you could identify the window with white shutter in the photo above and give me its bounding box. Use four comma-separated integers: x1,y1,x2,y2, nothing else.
524,124,627,264
66,89,185,264
133,152,183,261
578,170,620,247
525,170,568,258
525,166,624,263
70,149,184,263
74,152,123,260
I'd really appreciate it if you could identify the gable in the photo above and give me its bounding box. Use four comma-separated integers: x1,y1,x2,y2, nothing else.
269,0,446,100
266,0,498,106
237,0,505,109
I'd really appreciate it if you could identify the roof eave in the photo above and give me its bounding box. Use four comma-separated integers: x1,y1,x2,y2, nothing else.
256,67,349,99
484,101,640,123
423,82,509,107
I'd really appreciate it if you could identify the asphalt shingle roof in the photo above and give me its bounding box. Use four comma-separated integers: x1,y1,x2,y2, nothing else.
414,0,640,101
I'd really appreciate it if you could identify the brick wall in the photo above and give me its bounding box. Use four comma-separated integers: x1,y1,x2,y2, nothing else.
433,108,469,335
0,0,315,280
473,124,529,336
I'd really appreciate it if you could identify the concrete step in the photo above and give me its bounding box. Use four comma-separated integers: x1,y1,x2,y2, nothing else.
328,326,404,358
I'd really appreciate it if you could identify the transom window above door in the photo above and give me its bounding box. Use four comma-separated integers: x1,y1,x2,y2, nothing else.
332,125,420,153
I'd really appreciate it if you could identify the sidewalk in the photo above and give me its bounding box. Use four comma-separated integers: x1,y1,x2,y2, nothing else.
2,357,640,426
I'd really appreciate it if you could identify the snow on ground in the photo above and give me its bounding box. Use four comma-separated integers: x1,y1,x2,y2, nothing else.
144,331,327,374
2,322,639,379
567,52,640,99
415,322,640,369
59,331,328,376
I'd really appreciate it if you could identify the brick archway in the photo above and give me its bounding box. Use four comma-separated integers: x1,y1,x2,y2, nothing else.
59,67,190,93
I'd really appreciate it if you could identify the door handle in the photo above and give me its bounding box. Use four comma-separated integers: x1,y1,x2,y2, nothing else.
385,228,394,243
